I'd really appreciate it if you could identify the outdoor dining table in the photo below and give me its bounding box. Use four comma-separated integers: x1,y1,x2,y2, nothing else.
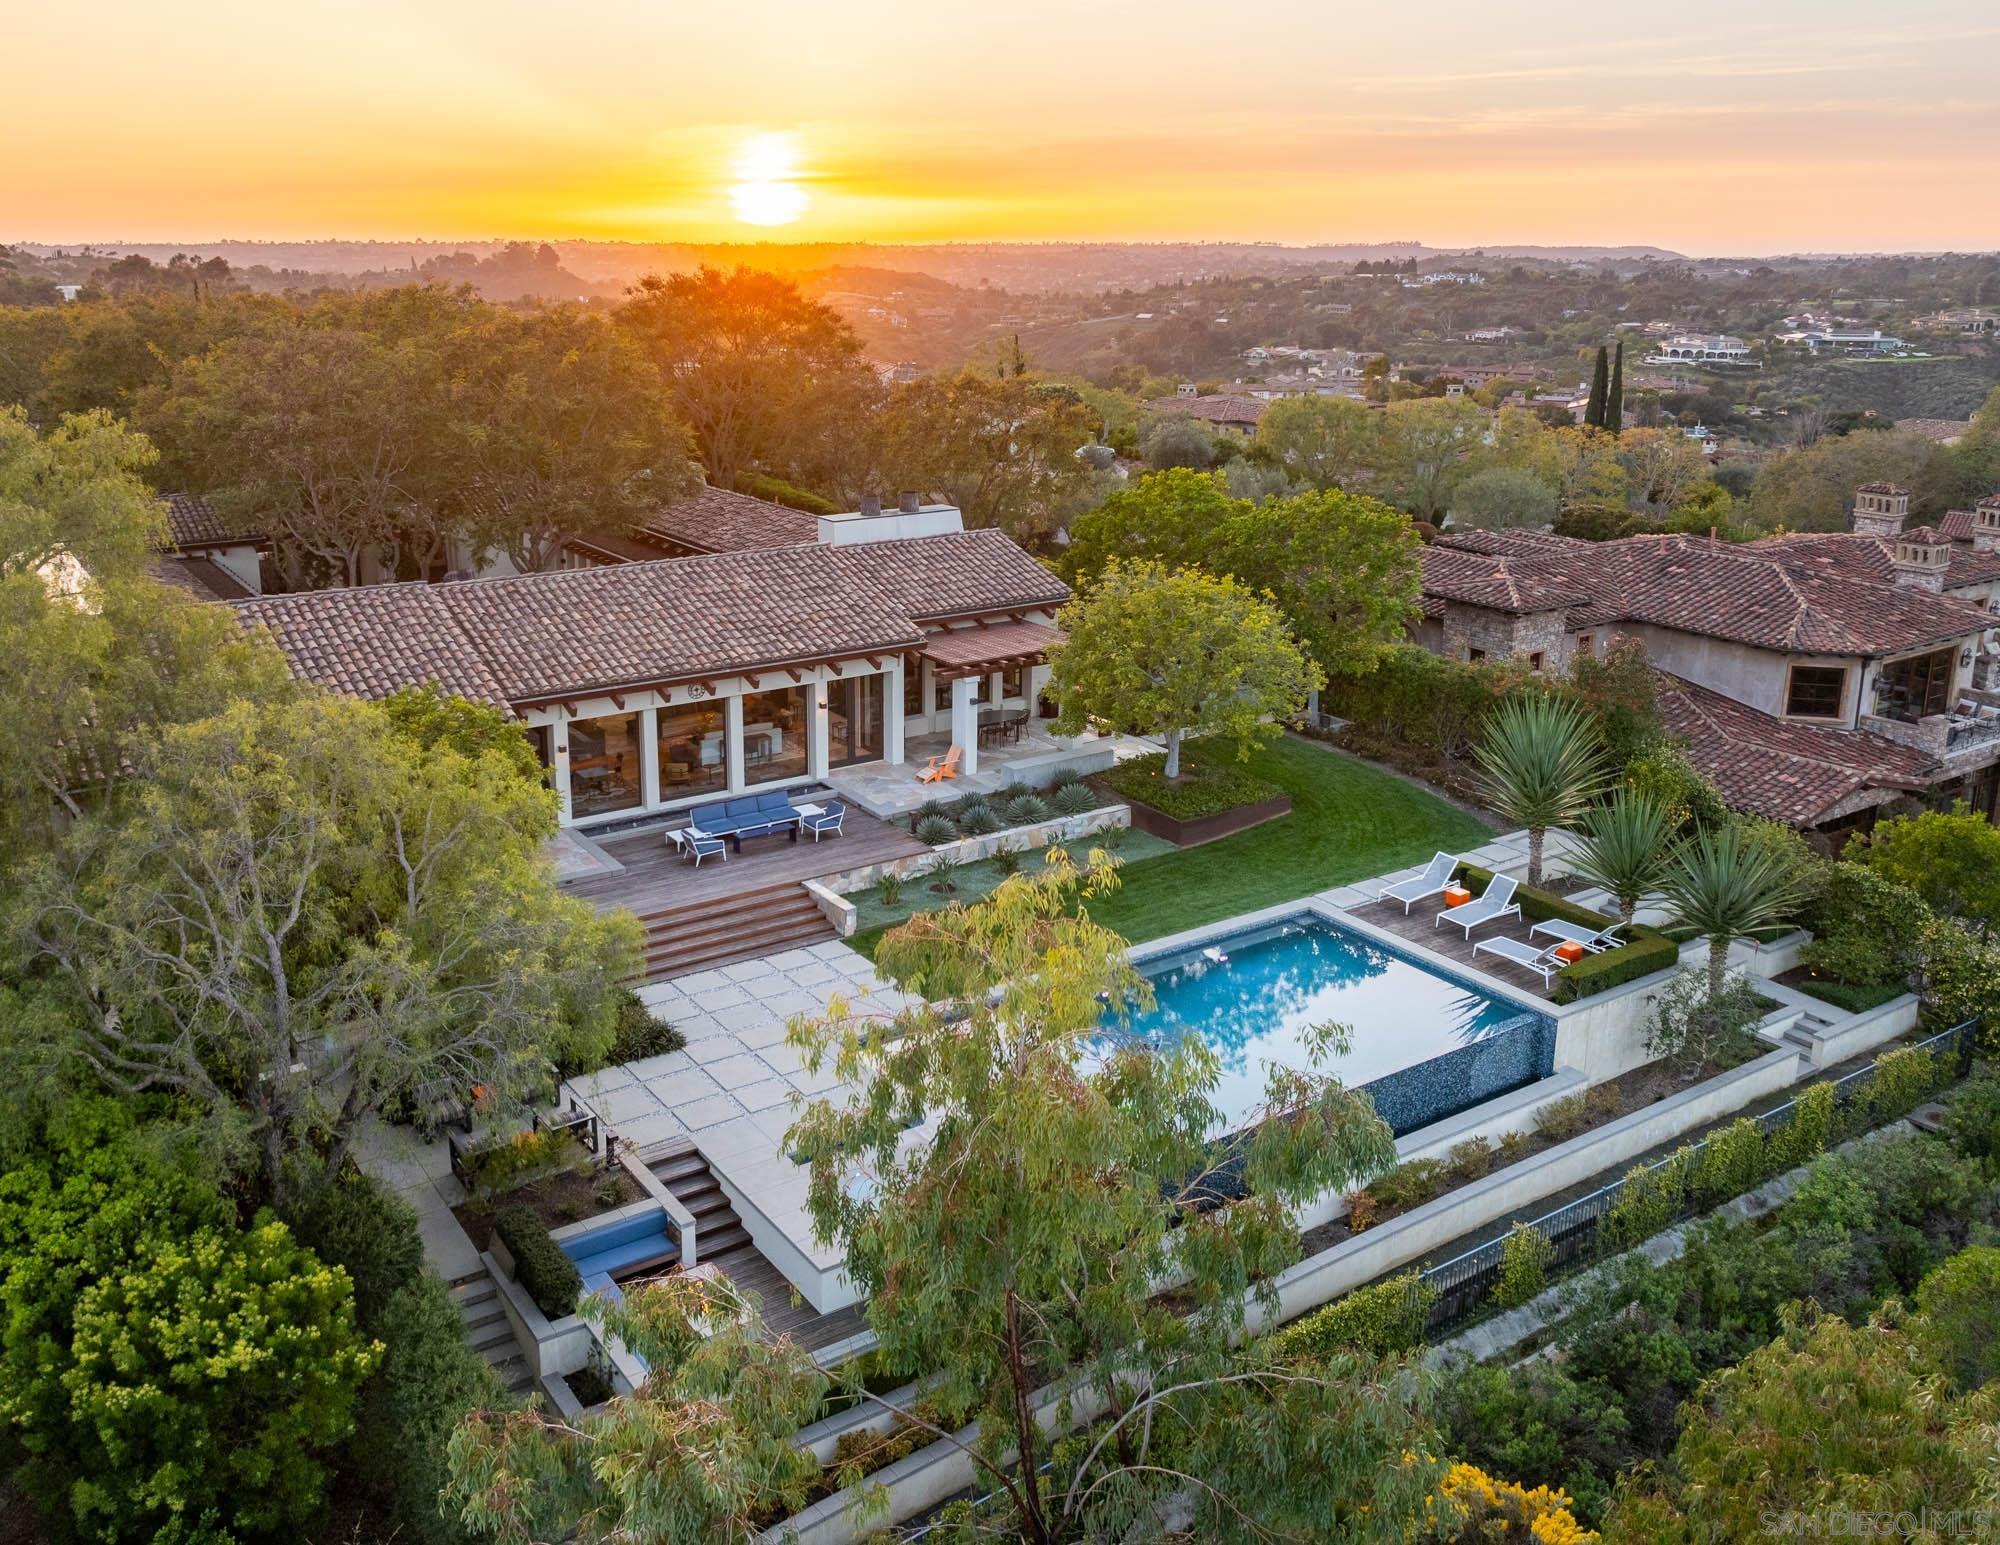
976,708,1028,745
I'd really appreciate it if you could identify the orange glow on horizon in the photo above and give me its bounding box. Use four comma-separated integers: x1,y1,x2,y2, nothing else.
3,2,1996,253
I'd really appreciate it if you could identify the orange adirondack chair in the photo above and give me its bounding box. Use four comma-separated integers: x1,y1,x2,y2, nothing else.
915,744,963,783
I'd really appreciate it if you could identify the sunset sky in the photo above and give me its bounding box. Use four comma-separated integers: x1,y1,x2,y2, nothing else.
10,0,1999,253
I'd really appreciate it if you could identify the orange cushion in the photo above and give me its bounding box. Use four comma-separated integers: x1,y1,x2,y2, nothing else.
1555,941,1586,963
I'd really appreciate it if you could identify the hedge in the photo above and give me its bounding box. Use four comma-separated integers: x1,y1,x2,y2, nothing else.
1453,862,1677,1003
1102,750,1285,821
495,1205,581,1320
1265,1270,1435,1363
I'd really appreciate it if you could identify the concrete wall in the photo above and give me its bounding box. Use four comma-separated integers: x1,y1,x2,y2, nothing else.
1804,993,1921,1068
482,1246,594,1380
819,803,1130,895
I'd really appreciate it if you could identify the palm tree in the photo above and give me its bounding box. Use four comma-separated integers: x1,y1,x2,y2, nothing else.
1472,696,1611,885
1660,823,1809,1002
1569,789,1675,926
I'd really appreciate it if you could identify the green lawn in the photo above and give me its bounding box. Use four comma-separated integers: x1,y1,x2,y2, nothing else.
848,737,1492,957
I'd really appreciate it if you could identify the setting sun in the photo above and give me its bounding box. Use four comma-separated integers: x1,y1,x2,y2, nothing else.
728,131,808,227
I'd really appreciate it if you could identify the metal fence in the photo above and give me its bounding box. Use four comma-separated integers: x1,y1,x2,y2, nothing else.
1413,1017,1979,1338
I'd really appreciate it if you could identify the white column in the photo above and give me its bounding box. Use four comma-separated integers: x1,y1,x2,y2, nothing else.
886,659,907,765
639,705,661,809
987,669,1005,707
724,692,746,791
951,674,980,777
809,676,832,780
551,712,573,825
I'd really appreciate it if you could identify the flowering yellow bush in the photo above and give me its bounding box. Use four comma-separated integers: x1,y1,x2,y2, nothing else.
1427,1461,1599,1543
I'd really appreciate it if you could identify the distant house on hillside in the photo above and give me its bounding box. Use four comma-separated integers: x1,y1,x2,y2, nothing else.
1646,333,1756,366
1146,394,1266,436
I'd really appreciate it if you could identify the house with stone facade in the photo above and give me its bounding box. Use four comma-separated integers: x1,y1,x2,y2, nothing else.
1413,485,2000,833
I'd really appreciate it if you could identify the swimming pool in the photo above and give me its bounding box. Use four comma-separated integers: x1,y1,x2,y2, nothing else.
1103,912,1555,1137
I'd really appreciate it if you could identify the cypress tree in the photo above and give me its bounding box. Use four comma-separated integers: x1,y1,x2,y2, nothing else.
1606,340,1624,435
1584,346,1608,428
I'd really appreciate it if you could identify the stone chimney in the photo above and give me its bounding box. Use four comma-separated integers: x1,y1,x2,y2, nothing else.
1891,526,1951,592
858,491,882,517
1851,481,1909,538
897,489,921,514
1976,495,2000,555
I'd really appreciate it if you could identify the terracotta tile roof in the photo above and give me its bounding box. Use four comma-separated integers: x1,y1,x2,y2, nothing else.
1146,395,1268,426
1748,529,2000,591
1425,529,1990,654
151,553,252,603
1656,672,1935,827
920,619,1064,670
160,492,264,551
634,485,820,554
1856,481,1906,496
1940,510,1975,542
234,529,1066,709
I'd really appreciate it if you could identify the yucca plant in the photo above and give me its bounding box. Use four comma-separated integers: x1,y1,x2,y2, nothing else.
1472,695,1611,885
1569,788,1676,926
1661,822,1810,1002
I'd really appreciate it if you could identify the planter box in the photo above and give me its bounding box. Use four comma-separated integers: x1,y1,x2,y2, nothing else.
1126,792,1291,848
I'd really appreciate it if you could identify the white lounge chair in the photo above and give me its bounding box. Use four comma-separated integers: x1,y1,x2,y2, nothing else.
1473,936,1567,987
1436,874,1519,938
1378,852,1459,914
1529,918,1625,953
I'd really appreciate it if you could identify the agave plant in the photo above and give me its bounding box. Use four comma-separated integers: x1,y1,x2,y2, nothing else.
1569,789,1676,926
1660,822,1810,1001
1472,695,1611,885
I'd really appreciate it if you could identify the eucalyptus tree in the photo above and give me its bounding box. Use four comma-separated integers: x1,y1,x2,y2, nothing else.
1472,695,1612,885
784,854,1426,1544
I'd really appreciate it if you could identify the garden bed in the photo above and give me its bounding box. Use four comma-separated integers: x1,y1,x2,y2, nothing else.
452,1163,645,1252
1776,965,1907,1014
901,777,1109,845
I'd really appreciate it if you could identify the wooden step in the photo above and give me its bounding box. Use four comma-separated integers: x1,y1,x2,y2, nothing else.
633,883,836,982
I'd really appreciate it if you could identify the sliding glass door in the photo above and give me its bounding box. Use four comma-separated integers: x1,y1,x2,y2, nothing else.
829,674,885,767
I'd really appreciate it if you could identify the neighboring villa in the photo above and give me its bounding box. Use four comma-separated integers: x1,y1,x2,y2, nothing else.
222,494,1069,830
1147,391,1267,436
152,492,269,601
1644,333,1756,366
1415,484,2000,834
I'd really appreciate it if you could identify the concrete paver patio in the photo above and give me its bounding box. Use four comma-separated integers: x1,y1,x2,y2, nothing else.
562,940,922,1150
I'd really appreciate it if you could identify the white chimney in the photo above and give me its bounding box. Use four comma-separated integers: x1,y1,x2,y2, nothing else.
818,501,964,546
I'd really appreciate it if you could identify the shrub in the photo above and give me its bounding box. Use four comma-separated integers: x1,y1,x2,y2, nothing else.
1766,1079,1835,1174
1694,1117,1766,1206
1860,1045,1943,1126
1536,1092,1593,1142
1344,1191,1381,1232
1446,1136,1495,1182
1941,1076,2000,1161
1322,644,1516,762
496,1205,582,1319
925,854,967,893
989,841,1024,877
1494,1223,1551,1308
609,991,684,1063
734,470,838,514
64,1214,379,1542
1497,1130,1532,1165
1102,747,1285,820
282,1169,424,1328
1051,780,1097,816
1603,1149,1692,1251
1913,1246,2000,1392
1643,967,1767,1079
463,1126,580,1195
1265,1271,1435,1363
954,795,994,825
1800,863,1930,987
956,805,1001,837
912,813,959,847
354,1270,506,1541
874,870,904,906
1004,793,1053,826
1367,1156,1446,1214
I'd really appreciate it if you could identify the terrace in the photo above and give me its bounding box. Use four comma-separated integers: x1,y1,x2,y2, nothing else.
1346,896,1571,1003
826,725,1153,818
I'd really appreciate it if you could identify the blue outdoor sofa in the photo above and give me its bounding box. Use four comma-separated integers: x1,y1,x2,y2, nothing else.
563,1210,679,1284
686,791,804,853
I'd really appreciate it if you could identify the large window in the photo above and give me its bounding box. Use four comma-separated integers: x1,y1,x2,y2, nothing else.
1785,664,1847,720
740,684,808,784
1875,648,1954,723
567,710,644,818
1000,662,1026,701
655,700,729,801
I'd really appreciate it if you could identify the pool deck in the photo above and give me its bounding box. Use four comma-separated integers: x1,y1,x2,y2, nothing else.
1342,897,1575,1003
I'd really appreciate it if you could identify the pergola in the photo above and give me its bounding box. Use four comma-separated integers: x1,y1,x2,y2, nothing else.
919,619,1064,772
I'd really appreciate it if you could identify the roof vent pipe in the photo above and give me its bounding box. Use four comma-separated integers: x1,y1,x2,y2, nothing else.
858,492,882,517
898,490,921,514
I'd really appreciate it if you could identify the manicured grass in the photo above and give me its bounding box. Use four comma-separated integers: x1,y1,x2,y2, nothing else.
847,737,1492,957
1791,976,1908,1014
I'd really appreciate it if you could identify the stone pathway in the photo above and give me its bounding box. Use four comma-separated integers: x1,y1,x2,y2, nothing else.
352,1115,485,1281
562,940,922,1150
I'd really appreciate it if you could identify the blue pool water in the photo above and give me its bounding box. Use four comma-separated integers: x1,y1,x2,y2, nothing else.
1102,914,1555,1137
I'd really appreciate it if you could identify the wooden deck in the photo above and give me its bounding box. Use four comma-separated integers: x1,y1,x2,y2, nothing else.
560,804,927,918
1346,896,1606,1003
